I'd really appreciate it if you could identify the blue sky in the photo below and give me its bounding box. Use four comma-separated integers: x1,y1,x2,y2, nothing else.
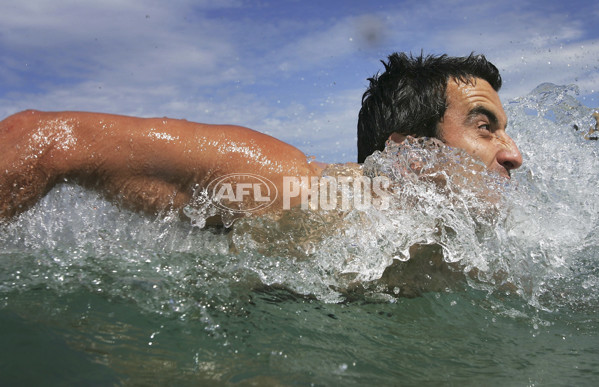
1,0,598,162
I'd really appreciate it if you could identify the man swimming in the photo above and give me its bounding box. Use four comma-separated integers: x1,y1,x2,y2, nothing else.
0,53,522,222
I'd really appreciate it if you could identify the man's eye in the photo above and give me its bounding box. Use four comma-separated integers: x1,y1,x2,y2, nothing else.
478,124,491,131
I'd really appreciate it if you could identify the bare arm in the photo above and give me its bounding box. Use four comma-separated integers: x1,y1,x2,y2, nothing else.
0,110,323,220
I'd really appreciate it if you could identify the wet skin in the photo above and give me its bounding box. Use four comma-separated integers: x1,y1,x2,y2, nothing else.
0,110,322,219
436,77,523,178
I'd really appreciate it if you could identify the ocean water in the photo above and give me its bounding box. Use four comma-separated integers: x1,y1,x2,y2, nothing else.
1,83,599,386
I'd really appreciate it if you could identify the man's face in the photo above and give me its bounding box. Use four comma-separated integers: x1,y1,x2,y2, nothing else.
437,77,522,178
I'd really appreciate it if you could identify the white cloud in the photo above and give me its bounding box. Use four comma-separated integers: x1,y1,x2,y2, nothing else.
0,1,245,90
274,14,390,73
258,88,362,162
496,39,599,99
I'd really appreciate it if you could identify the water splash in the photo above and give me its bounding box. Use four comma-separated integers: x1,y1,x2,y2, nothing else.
1,83,598,313
227,83,599,306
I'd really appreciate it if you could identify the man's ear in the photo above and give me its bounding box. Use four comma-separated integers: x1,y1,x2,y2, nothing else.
388,132,407,143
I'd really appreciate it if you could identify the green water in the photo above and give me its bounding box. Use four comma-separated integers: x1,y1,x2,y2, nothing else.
2,284,597,386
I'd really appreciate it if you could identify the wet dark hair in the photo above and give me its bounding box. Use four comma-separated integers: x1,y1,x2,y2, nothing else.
357,52,502,163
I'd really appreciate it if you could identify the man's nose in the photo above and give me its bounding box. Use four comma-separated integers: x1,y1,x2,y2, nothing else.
496,135,523,171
